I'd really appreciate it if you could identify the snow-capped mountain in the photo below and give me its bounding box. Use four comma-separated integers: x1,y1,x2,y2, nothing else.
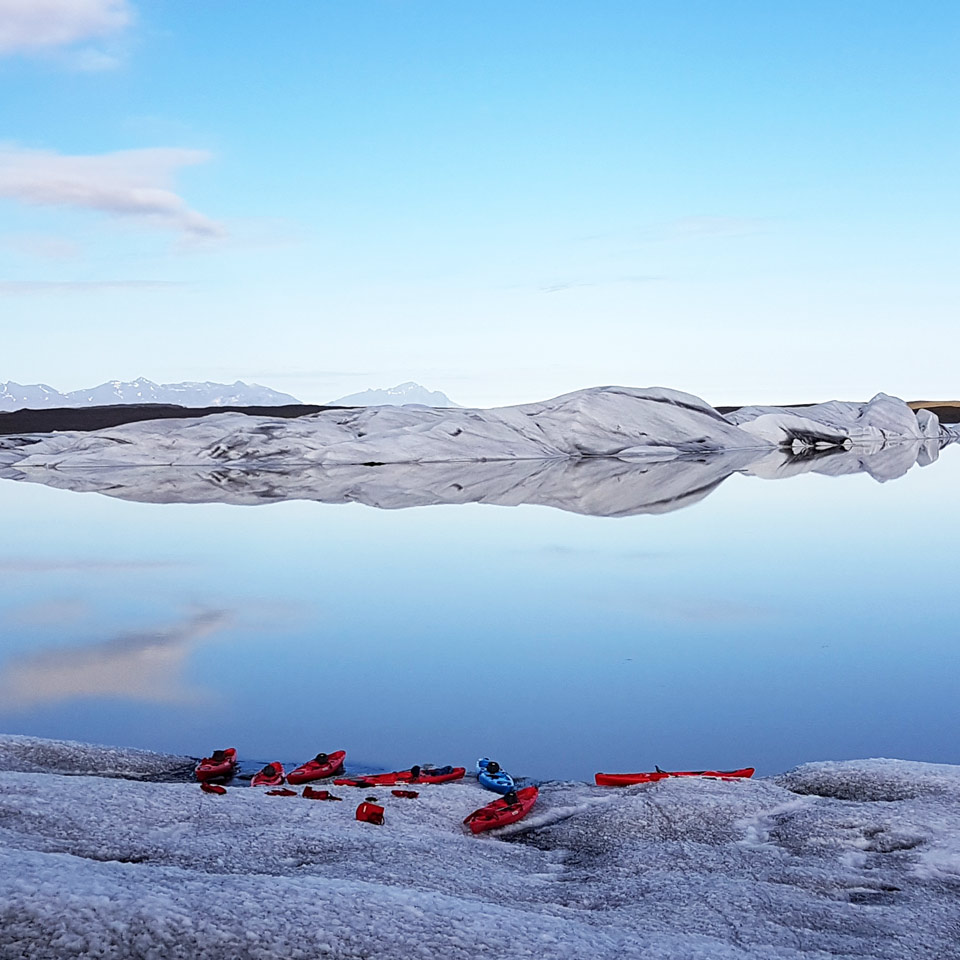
330,382,460,407
0,383,64,410
0,379,301,411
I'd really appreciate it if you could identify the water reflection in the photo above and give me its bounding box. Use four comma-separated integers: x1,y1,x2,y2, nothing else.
0,610,228,709
0,439,947,517
0,441,957,779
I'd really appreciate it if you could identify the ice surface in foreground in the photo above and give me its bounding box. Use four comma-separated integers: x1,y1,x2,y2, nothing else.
0,737,958,959
1,387,948,471
0,735,194,781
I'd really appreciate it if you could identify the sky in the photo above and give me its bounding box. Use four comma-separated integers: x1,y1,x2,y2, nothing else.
0,0,957,407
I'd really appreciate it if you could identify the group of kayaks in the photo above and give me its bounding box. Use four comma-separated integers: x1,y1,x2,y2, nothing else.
195,747,755,835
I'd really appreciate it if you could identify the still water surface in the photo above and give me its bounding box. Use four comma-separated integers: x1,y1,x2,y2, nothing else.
1,448,958,781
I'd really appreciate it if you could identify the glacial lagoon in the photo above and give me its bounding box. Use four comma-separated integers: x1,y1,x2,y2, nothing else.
1,444,957,782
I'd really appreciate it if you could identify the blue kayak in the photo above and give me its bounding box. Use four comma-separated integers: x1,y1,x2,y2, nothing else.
477,757,516,795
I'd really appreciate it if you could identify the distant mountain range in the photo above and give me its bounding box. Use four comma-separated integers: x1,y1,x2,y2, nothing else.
330,382,460,407
0,378,461,412
0,379,301,411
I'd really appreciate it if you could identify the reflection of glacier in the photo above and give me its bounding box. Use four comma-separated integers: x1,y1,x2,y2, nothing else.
0,442,949,518
0,386,954,517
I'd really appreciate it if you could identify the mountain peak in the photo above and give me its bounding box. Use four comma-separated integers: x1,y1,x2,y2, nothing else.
330,382,460,407
0,379,301,411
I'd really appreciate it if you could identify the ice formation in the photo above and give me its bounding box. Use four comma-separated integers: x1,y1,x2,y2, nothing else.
728,393,944,446
0,737,958,959
0,387,952,517
0,387,949,469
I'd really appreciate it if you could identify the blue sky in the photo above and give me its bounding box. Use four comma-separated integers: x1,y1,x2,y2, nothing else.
1,0,957,406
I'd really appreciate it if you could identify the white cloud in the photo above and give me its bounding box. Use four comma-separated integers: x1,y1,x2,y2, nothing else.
0,0,131,55
0,280,186,294
69,45,123,71
0,145,225,238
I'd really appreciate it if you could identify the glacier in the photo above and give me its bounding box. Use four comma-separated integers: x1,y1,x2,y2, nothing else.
0,736,958,959
0,385,952,467
0,386,954,517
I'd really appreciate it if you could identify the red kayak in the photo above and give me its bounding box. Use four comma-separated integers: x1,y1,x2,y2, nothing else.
464,786,539,835
287,750,346,785
595,766,755,787
251,762,286,787
195,748,237,782
334,765,465,787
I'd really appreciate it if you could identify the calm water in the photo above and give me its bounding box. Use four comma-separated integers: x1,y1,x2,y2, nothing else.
1,446,958,781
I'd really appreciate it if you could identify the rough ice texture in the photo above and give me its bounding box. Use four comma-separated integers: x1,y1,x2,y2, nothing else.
0,451,766,517
0,386,948,468
0,387,951,518
0,740,958,959
0,386,758,467
0,440,945,518
0,735,195,781
728,393,943,446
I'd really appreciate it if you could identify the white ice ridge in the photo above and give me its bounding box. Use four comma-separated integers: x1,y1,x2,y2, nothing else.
0,386,949,470
728,394,944,448
1,738,959,960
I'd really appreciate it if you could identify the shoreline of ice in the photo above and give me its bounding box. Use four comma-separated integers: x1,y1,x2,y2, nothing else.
1,735,958,959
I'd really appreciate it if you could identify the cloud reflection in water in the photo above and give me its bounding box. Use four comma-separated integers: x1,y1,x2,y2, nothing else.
0,609,229,710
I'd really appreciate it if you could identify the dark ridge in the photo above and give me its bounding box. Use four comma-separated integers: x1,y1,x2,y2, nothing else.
715,403,816,415
910,404,960,423
0,403,350,436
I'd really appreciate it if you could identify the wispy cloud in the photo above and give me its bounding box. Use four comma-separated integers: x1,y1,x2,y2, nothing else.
0,558,184,572
0,280,187,295
0,609,230,709
0,0,132,56
540,275,661,293
68,45,123,72
0,145,224,238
